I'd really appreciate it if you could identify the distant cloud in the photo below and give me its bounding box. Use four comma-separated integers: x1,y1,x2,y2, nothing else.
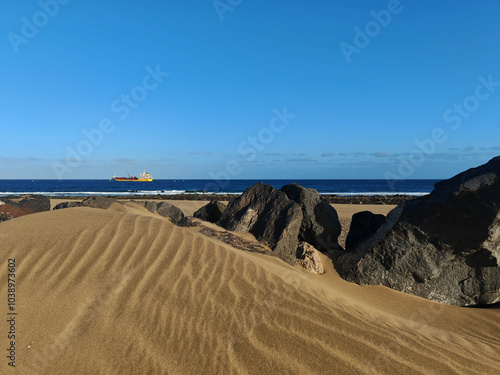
286,158,317,163
372,152,393,158
321,151,396,159
113,158,136,163
463,146,475,152
490,146,500,151
190,151,213,156
0,156,44,163
339,160,378,167
321,152,335,158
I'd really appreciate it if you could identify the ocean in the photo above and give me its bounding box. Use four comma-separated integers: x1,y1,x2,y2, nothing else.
0,179,440,197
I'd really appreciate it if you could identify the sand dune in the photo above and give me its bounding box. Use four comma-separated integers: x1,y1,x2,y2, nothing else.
49,199,396,248
1,205,499,374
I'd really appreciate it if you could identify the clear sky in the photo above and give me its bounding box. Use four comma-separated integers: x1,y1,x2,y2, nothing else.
1,0,499,179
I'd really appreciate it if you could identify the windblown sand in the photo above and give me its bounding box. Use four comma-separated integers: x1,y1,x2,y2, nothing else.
49,199,395,247
1,203,499,374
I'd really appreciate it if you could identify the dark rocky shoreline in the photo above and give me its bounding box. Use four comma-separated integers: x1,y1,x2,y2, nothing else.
48,193,415,205
321,194,414,205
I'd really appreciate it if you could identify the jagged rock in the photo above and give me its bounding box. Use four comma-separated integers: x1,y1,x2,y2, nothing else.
232,208,258,233
53,201,81,210
194,201,226,223
338,156,500,306
296,242,324,274
178,216,196,227
322,194,411,205
80,196,118,209
54,196,118,210
0,195,50,220
54,198,185,225
132,201,184,225
156,202,184,225
143,201,158,214
345,211,386,250
281,183,342,251
218,182,303,264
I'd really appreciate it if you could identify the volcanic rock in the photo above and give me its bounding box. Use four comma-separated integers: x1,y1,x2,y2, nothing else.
178,216,201,228
345,211,386,250
53,196,118,210
322,194,411,205
156,202,184,225
80,196,118,209
54,198,184,225
280,183,342,251
338,156,500,306
296,242,325,274
194,201,227,223
218,182,303,264
142,201,159,214
52,201,81,210
132,201,184,225
0,195,50,221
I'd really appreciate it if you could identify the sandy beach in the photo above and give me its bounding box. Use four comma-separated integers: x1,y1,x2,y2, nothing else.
1,200,498,374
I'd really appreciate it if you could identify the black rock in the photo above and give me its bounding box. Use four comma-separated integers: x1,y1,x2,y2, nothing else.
53,196,118,210
345,211,386,250
194,201,227,223
53,201,82,210
0,195,50,220
338,156,500,306
281,183,342,251
132,201,185,225
218,182,303,264
322,195,411,205
53,197,185,225
80,196,118,209
155,202,184,225
143,201,159,214
178,216,198,228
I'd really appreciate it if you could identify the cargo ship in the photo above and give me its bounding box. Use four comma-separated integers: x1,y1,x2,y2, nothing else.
112,170,153,182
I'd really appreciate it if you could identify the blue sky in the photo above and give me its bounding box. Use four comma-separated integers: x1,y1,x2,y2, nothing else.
1,0,499,179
